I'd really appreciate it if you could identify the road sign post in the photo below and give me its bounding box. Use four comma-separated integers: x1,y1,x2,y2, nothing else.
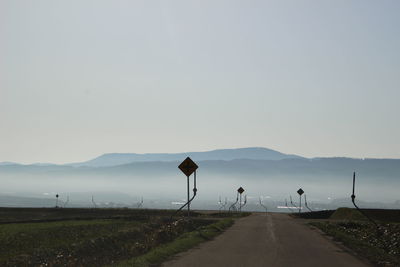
297,188,304,213
351,172,380,233
187,176,190,216
178,157,198,217
237,187,244,212
239,194,241,211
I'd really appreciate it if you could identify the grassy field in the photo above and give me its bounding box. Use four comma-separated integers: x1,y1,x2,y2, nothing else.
298,208,400,266
0,208,240,266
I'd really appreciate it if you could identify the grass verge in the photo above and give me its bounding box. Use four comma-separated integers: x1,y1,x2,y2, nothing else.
114,218,234,267
311,221,400,266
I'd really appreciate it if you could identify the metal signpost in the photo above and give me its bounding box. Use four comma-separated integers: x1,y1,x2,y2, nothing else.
297,188,304,213
178,157,198,217
351,172,356,204
238,187,245,212
55,194,59,208
351,172,380,232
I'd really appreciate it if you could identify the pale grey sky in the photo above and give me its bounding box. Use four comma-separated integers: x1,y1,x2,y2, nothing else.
1,0,399,164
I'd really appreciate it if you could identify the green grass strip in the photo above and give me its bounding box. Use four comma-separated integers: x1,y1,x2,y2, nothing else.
113,218,234,267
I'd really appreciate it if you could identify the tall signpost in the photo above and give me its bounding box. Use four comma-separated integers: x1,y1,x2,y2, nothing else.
55,194,59,208
238,187,245,212
351,172,380,232
178,157,198,217
351,172,356,204
297,188,304,213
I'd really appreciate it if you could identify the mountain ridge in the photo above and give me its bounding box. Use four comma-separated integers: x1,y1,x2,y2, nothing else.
2,147,399,168
68,147,303,167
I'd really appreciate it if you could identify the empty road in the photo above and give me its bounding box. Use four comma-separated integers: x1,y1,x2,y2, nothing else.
163,213,370,267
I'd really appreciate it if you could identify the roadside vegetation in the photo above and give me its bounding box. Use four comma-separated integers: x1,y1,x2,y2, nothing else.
0,208,241,266
303,208,400,266
114,218,234,267
312,221,399,266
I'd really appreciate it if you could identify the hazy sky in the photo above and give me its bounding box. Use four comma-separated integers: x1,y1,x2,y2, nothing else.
1,0,399,164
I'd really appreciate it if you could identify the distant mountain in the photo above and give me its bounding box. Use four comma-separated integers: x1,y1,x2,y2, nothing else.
2,157,398,180
69,147,303,167
83,157,400,180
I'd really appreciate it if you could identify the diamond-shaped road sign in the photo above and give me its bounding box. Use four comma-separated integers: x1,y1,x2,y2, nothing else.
237,187,245,194
178,157,198,177
297,188,304,195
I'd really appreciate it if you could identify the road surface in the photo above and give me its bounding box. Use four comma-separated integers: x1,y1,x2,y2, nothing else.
162,213,369,267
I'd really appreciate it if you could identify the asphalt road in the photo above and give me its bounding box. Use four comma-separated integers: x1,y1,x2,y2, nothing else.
162,213,370,267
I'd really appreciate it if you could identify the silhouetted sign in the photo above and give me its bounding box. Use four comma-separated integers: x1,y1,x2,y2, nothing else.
178,157,198,177
238,187,245,194
297,188,304,195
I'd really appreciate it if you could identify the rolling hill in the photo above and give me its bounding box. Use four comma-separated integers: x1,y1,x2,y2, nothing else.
68,147,303,167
